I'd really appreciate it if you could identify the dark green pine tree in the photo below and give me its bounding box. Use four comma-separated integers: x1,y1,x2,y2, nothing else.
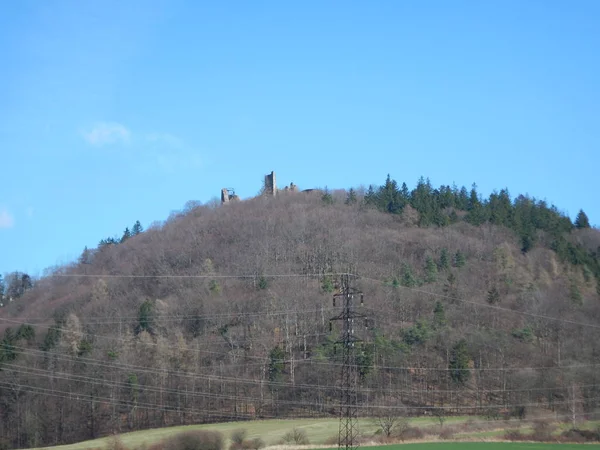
21,274,32,292
16,324,35,342
268,346,286,383
411,176,435,225
575,209,591,229
321,186,334,205
489,189,511,227
345,188,357,205
380,174,403,214
121,227,132,243
1,328,18,362
401,263,417,287
79,246,92,265
467,183,480,211
136,300,156,335
456,186,469,210
99,237,118,247
438,248,450,271
453,250,466,268
258,276,268,290
487,286,500,304
512,195,536,253
521,235,534,254
0,274,4,299
438,185,455,209
443,272,458,302
449,339,471,385
433,301,446,329
425,256,438,283
364,184,378,206
465,183,488,225
569,279,583,306
400,182,410,205
132,220,143,235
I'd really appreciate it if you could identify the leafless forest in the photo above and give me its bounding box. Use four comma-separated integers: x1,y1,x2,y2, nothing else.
1,188,599,448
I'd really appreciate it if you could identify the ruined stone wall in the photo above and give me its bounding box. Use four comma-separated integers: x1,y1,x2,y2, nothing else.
221,188,230,204
221,188,240,204
264,171,277,196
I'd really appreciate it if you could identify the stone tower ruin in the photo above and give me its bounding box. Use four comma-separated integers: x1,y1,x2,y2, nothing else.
221,188,239,204
264,171,277,197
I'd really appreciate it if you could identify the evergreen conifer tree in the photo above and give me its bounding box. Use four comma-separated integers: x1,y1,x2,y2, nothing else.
321,187,334,205
21,274,32,292
569,279,583,306
467,183,479,211
345,188,357,205
433,301,446,328
443,272,458,302
137,300,156,335
79,246,92,265
121,227,132,243
449,339,471,384
438,248,450,271
401,263,417,287
132,220,143,235
487,286,500,304
425,256,438,283
400,182,410,204
453,250,466,268
575,209,591,229
364,185,378,206
380,175,402,214
457,186,469,210
268,346,286,382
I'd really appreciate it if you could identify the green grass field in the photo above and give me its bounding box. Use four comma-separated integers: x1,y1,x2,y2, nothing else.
327,445,600,450
37,419,344,450
34,418,600,450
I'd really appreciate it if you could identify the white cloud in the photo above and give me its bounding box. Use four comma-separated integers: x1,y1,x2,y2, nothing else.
0,209,14,229
80,124,202,173
144,132,202,173
82,122,131,146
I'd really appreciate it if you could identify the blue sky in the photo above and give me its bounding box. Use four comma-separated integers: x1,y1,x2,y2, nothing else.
1,0,598,276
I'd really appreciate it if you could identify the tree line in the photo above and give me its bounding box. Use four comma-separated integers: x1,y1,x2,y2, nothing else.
361,175,598,288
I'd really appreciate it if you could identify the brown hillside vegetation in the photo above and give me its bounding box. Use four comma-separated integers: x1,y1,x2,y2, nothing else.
1,189,600,449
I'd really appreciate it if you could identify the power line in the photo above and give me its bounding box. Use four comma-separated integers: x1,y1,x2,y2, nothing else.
2,307,335,325
0,316,297,363
5,359,600,413
2,377,598,432
9,344,598,395
7,271,597,330
0,380,259,422
2,369,597,413
47,272,351,279
3,315,600,372
357,275,600,330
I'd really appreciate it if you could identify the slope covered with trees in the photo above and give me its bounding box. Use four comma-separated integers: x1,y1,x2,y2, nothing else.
0,175,599,449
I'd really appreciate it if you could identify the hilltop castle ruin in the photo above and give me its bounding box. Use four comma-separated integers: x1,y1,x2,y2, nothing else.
220,171,301,204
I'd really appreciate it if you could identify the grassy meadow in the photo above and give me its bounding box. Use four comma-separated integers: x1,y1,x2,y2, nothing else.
32,417,600,450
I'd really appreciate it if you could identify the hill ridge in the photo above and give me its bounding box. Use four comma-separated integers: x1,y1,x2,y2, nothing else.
1,175,599,449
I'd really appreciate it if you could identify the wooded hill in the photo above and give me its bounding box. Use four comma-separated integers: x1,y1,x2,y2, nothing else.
1,175,599,449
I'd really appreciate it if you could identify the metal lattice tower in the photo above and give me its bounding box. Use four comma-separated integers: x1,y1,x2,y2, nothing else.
331,274,365,450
